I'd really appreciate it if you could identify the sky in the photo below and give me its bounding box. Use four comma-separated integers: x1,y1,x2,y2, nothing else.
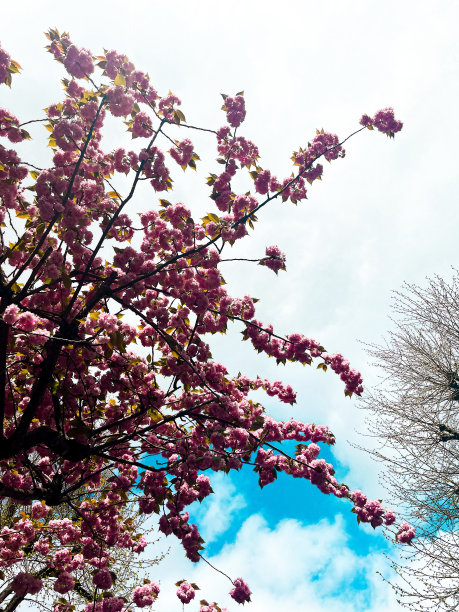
2,1,459,610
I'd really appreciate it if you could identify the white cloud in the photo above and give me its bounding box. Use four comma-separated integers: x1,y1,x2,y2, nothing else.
192,473,247,543
151,513,402,612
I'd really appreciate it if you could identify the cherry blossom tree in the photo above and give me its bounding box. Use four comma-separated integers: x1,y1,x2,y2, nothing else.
0,490,164,611
0,28,412,612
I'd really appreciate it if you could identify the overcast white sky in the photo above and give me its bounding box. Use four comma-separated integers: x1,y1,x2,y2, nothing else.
3,1,459,610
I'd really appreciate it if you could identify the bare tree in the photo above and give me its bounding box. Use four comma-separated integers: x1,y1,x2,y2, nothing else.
359,272,459,611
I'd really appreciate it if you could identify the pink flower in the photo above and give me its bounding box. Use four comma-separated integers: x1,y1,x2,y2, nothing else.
132,111,153,138
0,44,11,84
11,572,43,598
359,114,373,127
84,598,126,612
53,119,84,151
397,521,416,544
216,126,231,140
105,50,133,80
54,571,75,594
176,581,195,604
254,169,271,194
16,312,40,331
260,245,286,274
66,80,84,99
31,502,51,519
132,583,160,607
64,45,94,79
373,108,403,135
229,577,251,604
158,94,181,121
106,86,135,117
360,108,403,136
0,108,25,142
34,538,50,555
3,304,19,325
384,509,396,526
170,139,194,167
225,95,246,128
350,489,367,508
93,567,113,590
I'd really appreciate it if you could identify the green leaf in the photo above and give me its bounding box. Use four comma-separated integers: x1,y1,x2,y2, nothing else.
176,109,186,122
114,73,126,87
62,272,72,290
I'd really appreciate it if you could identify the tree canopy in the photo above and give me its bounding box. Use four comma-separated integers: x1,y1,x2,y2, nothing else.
0,29,412,611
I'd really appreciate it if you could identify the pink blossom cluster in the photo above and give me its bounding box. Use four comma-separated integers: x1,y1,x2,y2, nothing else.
260,245,286,273
203,213,248,244
101,51,130,81
170,138,194,167
31,502,51,519
93,567,114,590
106,85,135,117
230,578,251,604
258,417,334,445
63,44,94,79
279,175,308,204
54,602,74,612
0,43,11,84
113,147,139,174
232,193,257,220
216,132,259,167
323,353,364,396
159,93,181,121
159,510,204,562
253,168,280,195
139,146,171,191
104,50,134,80
0,145,28,212
255,443,346,494
53,118,85,151
11,572,43,598
52,548,83,573
0,108,25,143
360,108,403,136
224,95,246,128
131,111,153,138
1,518,36,566
351,490,398,528
291,131,345,191
54,571,75,594
247,322,314,363
311,131,344,161
261,379,296,404
66,79,84,99
98,49,157,102
397,521,416,544
132,582,160,607
83,598,126,612
242,324,363,395
208,158,237,211
176,581,196,604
